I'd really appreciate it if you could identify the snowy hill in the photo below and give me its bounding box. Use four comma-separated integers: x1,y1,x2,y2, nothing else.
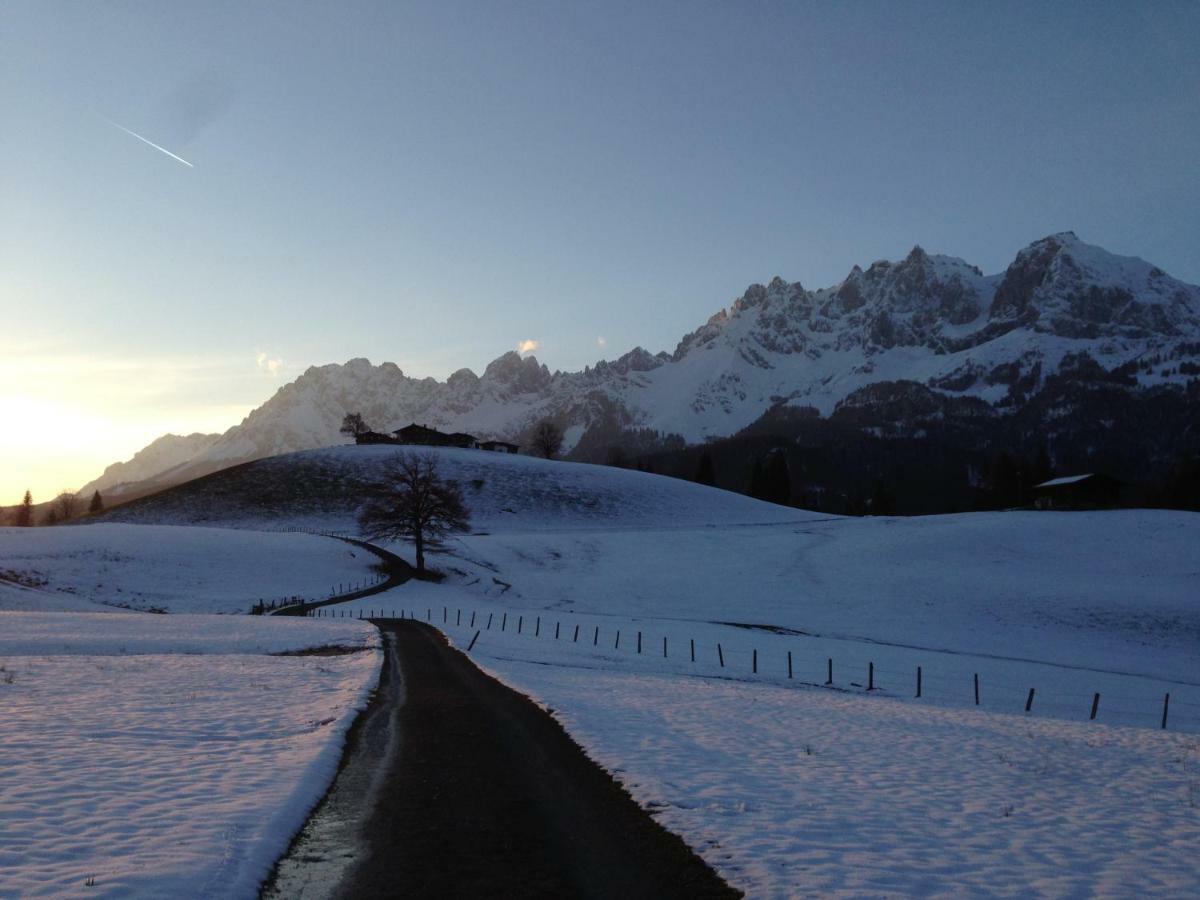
86,232,1200,494
96,444,805,532
99,444,1199,684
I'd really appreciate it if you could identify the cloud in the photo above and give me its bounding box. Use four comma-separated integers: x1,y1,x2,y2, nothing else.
255,351,283,376
516,339,539,355
596,336,607,349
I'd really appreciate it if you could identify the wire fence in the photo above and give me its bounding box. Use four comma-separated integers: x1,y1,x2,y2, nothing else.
304,601,1200,734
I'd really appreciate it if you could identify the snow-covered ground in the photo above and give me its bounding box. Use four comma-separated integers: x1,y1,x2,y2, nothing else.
50,445,1200,895
297,446,1199,896
0,612,380,898
472,661,1200,897
0,524,380,613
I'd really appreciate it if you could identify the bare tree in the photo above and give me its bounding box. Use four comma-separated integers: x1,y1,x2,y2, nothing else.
533,420,564,459
340,412,370,439
357,452,470,575
54,491,78,522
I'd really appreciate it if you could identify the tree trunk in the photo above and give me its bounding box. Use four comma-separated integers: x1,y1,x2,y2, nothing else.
414,529,425,574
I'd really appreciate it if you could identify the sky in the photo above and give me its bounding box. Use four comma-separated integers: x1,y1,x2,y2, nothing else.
2,1,1199,505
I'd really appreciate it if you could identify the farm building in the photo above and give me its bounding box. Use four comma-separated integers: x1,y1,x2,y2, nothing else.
1032,473,1125,510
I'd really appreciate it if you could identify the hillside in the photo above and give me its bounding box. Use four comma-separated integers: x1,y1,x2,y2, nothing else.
95,444,805,532
100,445,1200,685
80,232,1200,498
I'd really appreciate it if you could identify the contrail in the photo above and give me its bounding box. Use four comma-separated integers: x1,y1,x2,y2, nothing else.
103,117,194,168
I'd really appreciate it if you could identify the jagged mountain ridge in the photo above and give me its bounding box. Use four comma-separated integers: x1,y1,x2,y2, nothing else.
93,232,1200,492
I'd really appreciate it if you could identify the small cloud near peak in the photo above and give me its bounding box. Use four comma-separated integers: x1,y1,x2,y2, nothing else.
255,351,283,376
596,336,607,349
516,339,539,355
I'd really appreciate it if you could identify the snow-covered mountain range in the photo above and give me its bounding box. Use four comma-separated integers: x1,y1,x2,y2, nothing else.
90,232,1200,495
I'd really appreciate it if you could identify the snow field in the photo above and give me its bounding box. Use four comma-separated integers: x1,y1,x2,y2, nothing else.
324,585,1200,734
316,587,1200,896
0,524,382,614
471,661,1200,897
0,613,381,898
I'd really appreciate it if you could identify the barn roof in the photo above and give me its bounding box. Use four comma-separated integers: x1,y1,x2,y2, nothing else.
1035,474,1095,488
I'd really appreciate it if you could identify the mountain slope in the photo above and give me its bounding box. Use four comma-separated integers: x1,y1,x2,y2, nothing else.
89,233,1200,494
76,432,220,499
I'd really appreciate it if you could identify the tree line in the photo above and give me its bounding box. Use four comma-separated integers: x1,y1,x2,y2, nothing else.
4,489,104,526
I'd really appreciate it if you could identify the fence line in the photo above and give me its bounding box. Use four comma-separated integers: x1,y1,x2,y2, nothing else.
302,603,1196,733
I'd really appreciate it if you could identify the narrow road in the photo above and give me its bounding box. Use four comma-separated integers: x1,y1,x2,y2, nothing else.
265,620,739,899
273,536,415,616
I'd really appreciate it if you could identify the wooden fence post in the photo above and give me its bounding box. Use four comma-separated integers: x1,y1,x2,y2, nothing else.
593,625,599,646
1025,688,1036,712
573,624,579,642
518,615,523,634
637,631,642,654
1162,693,1170,730
615,630,620,650
787,651,793,679
470,611,476,628
690,638,695,662
501,612,507,631
467,631,481,652
487,612,493,630
555,622,560,640
974,673,980,706
868,662,875,691
826,658,833,685
752,649,757,674
535,616,540,637
916,666,922,698
456,609,461,626
1090,693,1100,720
717,643,724,668
663,636,668,658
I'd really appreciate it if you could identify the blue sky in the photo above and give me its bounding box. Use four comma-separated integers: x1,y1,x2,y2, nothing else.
2,1,1199,503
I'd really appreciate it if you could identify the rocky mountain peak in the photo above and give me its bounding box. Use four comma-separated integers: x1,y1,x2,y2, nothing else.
482,351,551,393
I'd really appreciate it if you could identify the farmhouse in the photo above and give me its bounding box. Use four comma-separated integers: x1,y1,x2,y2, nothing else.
1032,473,1125,510
365,422,520,454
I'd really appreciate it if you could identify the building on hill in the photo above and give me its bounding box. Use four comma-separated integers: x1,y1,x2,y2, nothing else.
1032,473,1125,510
390,423,479,449
354,430,397,445
480,440,520,454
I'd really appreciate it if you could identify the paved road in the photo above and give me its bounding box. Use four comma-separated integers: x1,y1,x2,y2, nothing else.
265,620,739,899
272,536,415,617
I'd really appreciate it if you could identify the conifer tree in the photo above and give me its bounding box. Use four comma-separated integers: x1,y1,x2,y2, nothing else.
16,490,33,527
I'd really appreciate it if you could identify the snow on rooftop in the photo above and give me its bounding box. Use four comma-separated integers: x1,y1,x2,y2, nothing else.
1035,473,1095,488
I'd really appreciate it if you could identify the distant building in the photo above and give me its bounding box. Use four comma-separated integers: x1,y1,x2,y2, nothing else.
393,423,447,445
1032,473,1125,510
353,420,509,453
